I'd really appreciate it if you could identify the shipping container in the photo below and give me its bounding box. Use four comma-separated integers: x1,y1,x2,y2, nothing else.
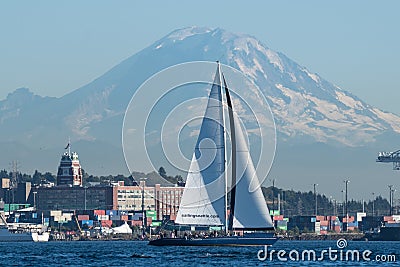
342,217,355,223
356,212,366,222
78,215,90,221
384,216,394,222
106,210,118,216
348,221,358,227
269,210,280,216
316,216,325,221
130,220,143,227
151,221,162,227
81,220,94,227
110,215,121,221
121,215,129,221
320,220,329,226
94,210,105,216
97,215,109,221
50,210,62,217
273,215,284,221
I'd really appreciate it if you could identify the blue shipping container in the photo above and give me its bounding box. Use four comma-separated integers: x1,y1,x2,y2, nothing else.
81,220,94,227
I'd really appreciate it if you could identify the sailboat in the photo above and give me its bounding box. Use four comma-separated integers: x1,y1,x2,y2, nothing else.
149,62,277,246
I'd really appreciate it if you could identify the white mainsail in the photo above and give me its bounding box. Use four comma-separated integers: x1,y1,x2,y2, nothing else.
175,65,226,226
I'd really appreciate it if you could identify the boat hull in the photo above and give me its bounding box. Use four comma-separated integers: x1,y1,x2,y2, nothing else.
148,236,278,246
365,226,400,241
0,228,33,242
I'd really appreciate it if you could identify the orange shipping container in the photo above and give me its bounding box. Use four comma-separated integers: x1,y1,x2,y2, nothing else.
121,215,128,221
94,210,105,216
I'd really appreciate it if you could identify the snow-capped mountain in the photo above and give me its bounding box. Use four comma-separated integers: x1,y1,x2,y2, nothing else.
0,26,399,180
154,27,400,146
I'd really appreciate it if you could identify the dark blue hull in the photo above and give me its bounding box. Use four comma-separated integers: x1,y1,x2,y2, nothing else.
148,235,278,247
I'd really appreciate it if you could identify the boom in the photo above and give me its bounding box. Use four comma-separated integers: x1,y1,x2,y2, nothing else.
376,150,400,170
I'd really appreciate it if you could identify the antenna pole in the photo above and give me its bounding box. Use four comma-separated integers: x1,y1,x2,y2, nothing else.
68,137,71,156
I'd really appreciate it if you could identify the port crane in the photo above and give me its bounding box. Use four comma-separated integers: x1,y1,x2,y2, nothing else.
376,150,400,170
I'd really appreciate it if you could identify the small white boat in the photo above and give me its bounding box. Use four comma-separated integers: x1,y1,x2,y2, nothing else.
1,211,49,242
31,231,50,242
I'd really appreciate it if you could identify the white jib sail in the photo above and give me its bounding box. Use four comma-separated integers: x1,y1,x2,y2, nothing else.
231,112,274,229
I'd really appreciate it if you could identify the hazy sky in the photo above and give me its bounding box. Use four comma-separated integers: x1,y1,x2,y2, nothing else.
1,1,400,115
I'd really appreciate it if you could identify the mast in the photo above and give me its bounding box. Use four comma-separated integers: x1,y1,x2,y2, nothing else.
222,73,237,232
218,62,229,235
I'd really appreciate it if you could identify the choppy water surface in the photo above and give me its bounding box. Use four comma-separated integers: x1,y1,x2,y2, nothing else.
1,240,400,266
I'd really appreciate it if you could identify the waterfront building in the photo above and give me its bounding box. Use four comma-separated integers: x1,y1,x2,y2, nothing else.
56,150,83,186
113,181,155,211
112,181,184,221
35,186,114,211
154,184,184,221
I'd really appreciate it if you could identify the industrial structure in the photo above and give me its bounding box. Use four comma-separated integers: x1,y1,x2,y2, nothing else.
376,150,400,170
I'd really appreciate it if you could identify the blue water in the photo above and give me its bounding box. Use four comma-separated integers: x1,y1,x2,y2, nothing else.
1,240,400,266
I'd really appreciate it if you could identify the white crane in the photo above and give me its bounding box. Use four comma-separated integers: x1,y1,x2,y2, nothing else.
376,150,400,170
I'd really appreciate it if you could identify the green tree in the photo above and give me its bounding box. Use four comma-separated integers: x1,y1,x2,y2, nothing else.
158,167,167,178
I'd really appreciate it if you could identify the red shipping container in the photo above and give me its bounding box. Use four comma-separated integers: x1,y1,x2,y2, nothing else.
316,216,325,221
384,216,394,222
94,210,105,216
320,230,328,235
78,215,89,221
170,214,176,221
327,216,337,221
146,217,152,225
101,220,112,227
320,220,329,226
130,220,143,227
273,215,284,221
121,215,128,221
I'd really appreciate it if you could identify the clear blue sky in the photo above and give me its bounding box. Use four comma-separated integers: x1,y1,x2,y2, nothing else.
1,1,400,114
